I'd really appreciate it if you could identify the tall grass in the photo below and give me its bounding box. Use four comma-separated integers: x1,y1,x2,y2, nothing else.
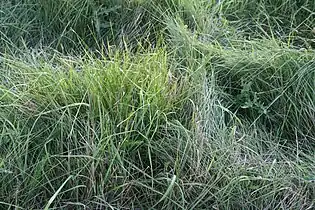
0,49,191,208
219,0,315,47
1,0,315,209
0,0,204,51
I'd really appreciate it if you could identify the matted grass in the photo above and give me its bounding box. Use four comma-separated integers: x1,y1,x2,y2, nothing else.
1,0,315,209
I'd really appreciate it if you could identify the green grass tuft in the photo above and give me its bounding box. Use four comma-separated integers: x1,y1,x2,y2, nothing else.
1,0,315,209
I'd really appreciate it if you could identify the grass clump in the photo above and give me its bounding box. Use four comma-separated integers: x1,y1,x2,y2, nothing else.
0,49,191,208
1,0,315,209
206,39,315,144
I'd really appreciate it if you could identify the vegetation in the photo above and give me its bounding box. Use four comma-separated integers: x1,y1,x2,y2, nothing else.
1,0,315,209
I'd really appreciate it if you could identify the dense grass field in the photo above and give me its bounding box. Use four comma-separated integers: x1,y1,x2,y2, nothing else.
1,0,315,209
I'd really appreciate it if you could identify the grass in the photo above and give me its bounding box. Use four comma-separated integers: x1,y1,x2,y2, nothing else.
1,0,315,209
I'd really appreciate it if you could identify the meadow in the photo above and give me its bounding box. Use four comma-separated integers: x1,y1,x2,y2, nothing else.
0,0,315,209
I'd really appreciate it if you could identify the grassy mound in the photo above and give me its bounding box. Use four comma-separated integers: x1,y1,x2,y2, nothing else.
1,0,315,209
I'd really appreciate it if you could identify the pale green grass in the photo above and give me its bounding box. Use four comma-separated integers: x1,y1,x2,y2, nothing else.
0,49,191,208
1,0,315,209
